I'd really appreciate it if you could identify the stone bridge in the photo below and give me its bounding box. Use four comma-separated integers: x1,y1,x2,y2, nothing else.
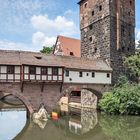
0,82,110,118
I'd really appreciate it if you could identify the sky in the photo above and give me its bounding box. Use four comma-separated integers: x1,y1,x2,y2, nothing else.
0,0,140,52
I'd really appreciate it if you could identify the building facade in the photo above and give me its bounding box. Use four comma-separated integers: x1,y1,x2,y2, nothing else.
53,35,81,57
78,0,135,83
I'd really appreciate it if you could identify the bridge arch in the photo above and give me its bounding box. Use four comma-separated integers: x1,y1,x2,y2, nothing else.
0,91,34,118
62,85,103,109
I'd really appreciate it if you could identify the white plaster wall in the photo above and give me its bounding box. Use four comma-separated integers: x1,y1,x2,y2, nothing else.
36,75,41,80
42,76,47,80
30,75,35,80
53,76,57,80
64,70,111,84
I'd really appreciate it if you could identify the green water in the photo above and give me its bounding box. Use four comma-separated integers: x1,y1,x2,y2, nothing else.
0,103,140,140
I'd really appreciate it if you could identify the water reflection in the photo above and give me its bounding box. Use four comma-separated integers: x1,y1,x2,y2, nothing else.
100,115,140,140
0,102,140,140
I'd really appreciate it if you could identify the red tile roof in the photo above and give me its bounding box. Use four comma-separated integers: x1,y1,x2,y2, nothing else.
54,35,81,57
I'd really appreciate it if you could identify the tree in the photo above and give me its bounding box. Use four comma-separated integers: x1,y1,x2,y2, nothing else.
99,76,140,115
40,46,53,54
124,53,140,78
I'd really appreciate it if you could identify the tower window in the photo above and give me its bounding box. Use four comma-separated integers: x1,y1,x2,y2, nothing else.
89,36,92,42
89,24,93,30
84,3,87,8
79,72,83,77
7,66,14,74
92,10,94,16
99,5,102,11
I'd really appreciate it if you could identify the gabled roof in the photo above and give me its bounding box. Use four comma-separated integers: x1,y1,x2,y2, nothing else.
54,35,81,57
0,50,112,72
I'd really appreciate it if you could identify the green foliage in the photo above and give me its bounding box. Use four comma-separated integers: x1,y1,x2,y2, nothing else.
124,52,140,77
40,46,53,54
99,76,140,115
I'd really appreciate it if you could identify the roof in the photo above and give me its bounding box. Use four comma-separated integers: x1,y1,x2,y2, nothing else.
54,35,81,57
0,50,112,72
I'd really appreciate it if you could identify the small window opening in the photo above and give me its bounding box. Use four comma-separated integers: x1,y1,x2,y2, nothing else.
7,66,14,74
92,72,95,77
86,73,89,76
84,3,87,8
65,70,69,77
107,73,110,78
89,24,93,30
79,72,83,77
92,10,94,16
70,52,74,56
89,36,92,42
99,5,102,11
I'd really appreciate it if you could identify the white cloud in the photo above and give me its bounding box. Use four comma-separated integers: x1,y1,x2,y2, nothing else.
30,14,79,36
32,32,56,47
0,40,40,52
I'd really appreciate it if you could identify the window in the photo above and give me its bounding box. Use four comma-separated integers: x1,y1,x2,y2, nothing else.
86,73,89,76
7,66,14,74
29,66,36,74
71,91,81,97
89,36,92,42
84,3,87,8
89,24,93,30
65,70,69,77
79,72,83,77
52,68,58,75
41,67,47,75
107,73,110,78
99,5,102,11
70,52,74,56
92,10,94,16
92,72,95,77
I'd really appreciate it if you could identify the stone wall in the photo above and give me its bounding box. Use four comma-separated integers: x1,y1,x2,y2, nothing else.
81,89,97,109
80,0,135,84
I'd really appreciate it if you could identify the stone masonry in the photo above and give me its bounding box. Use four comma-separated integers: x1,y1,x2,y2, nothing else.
79,0,135,83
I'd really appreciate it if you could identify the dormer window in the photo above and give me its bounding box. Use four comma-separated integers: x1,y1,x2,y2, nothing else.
35,56,42,60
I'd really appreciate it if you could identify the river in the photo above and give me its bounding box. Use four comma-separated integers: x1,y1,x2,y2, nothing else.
0,101,140,140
